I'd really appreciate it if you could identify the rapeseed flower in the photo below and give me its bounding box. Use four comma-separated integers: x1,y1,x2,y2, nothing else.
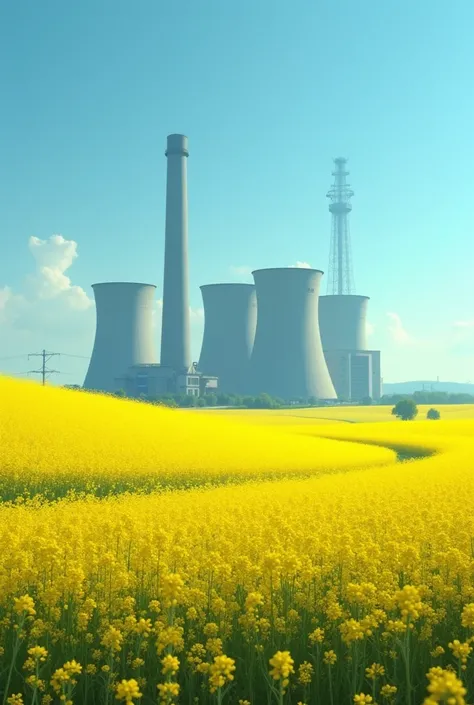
115,679,142,703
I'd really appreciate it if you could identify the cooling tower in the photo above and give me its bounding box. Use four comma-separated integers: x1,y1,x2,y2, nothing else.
247,268,337,400
319,294,369,351
83,283,157,393
198,283,257,393
160,133,191,372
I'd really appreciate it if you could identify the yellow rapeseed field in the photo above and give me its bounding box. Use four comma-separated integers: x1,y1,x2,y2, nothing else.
0,376,394,500
1,375,474,705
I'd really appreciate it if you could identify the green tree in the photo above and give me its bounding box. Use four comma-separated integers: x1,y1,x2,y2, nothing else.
392,399,418,421
427,408,441,420
361,396,373,406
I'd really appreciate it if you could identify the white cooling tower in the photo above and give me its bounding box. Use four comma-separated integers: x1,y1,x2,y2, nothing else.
319,294,369,351
247,268,337,400
198,283,257,393
83,283,157,393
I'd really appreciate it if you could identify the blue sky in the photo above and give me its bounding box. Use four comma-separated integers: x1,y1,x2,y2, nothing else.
1,0,473,386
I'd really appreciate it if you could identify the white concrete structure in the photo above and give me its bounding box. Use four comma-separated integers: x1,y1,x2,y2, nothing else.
247,268,337,400
83,283,157,393
198,283,257,393
319,295,381,400
324,349,381,401
160,134,191,372
319,295,369,351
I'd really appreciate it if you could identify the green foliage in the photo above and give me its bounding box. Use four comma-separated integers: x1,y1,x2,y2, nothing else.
427,407,441,420
392,399,418,421
381,391,474,405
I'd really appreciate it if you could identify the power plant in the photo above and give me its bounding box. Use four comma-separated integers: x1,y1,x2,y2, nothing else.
83,138,382,402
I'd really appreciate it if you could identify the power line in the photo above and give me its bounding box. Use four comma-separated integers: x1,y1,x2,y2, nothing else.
58,353,91,359
28,349,61,386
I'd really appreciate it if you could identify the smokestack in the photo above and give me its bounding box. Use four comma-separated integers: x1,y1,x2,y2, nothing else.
319,295,369,351
198,283,257,394
160,134,191,372
247,268,336,400
83,283,157,392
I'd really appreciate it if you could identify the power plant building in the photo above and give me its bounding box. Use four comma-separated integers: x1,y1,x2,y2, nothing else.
247,268,337,400
198,283,257,394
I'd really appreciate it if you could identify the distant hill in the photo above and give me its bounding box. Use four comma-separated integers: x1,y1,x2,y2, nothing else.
383,381,474,395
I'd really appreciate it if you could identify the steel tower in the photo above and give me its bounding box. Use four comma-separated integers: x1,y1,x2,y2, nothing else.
326,157,355,295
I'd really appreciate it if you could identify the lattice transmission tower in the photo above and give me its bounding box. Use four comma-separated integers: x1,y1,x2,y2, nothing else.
326,157,356,295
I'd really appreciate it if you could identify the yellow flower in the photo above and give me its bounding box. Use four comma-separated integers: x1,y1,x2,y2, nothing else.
135,618,152,636
394,585,422,622
269,650,294,692
297,661,314,685
157,682,180,702
380,684,397,700
7,696,24,705
28,646,48,662
365,663,385,680
308,627,325,644
115,679,142,703
423,666,467,704
160,573,184,607
323,650,337,665
245,592,264,611
203,622,219,637
63,660,82,676
208,654,236,693
101,626,123,652
449,639,472,665
161,654,180,675
354,695,373,704
461,603,474,629
13,595,36,617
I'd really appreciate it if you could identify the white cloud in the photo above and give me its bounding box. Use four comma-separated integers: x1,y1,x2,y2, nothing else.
386,312,412,345
0,236,94,336
229,265,253,281
290,261,312,268
24,235,92,311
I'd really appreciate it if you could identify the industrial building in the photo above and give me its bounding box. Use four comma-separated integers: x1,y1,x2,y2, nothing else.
247,268,337,400
319,294,381,400
83,135,382,404
319,159,382,401
198,283,257,394
84,135,215,398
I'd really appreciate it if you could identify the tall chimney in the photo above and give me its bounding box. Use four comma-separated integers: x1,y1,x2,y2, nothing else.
160,134,191,371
